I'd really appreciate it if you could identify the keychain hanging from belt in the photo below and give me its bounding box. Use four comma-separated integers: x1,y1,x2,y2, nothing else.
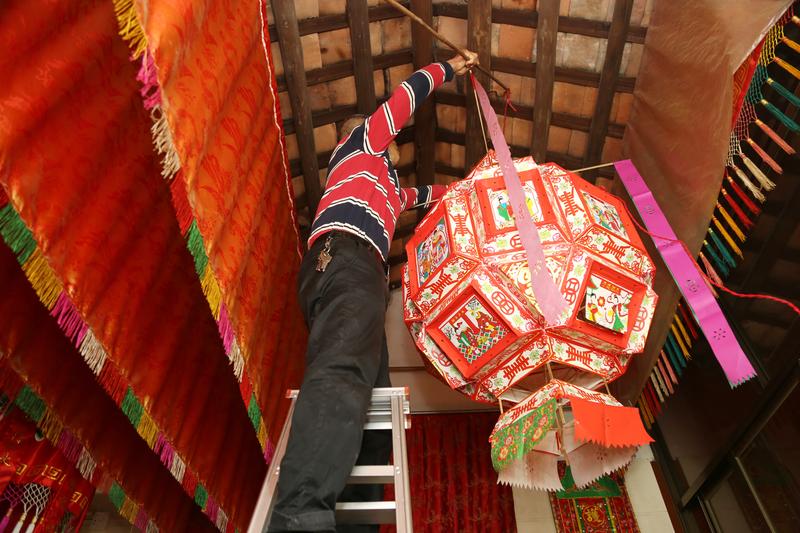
316,234,334,272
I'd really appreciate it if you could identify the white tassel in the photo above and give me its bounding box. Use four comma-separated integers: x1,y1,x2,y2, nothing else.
731,164,766,202
741,154,776,191
216,510,228,531
150,107,181,180
146,520,160,533
228,340,244,382
169,455,186,482
11,511,27,533
23,518,35,533
79,330,107,375
77,448,96,480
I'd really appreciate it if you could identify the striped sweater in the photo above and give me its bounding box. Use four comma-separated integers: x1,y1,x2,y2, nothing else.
308,62,453,261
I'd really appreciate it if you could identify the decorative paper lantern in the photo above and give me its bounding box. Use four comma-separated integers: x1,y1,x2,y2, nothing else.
488,379,652,490
402,152,658,405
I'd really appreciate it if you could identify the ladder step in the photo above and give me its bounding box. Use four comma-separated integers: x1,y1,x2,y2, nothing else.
335,501,397,524
347,465,395,484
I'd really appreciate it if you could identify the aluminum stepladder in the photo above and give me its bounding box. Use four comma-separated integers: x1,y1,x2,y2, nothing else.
246,387,413,533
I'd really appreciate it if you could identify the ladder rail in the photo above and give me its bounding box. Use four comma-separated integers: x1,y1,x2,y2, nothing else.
247,399,295,533
391,393,413,532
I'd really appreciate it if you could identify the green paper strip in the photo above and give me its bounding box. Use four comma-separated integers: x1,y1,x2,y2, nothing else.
186,220,209,276
194,484,208,509
247,392,262,431
14,385,47,422
121,387,144,427
108,482,126,510
0,204,36,265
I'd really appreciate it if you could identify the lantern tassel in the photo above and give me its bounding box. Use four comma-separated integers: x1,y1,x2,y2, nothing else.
740,154,775,191
716,204,746,242
708,229,737,268
766,77,800,108
703,240,730,277
760,99,800,132
731,164,766,202
721,189,754,229
0,513,10,533
774,57,800,80
754,119,795,154
746,138,782,174
726,175,762,214
712,217,743,258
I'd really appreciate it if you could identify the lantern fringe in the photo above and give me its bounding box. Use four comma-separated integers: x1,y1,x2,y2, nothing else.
754,119,795,154
712,218,743,258
746,137,782,174
137,411,159,448
39,409,63,443
760,99,800,132
767,76,800,108
120,497,139,523
716,204,746,241
774,56,800,80
150,110,181,180
726,175,762,214
709,230,737,269
50,293,89,347
741,154,776,190
79,330,107,375
21,250,63,308
0,204,36,264
113,0,147,59
731,164,766,202
186,221,209,276
721,190,754,229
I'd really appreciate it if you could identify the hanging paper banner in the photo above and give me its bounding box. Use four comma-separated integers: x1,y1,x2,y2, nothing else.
613,160,756,386
470,74,568,325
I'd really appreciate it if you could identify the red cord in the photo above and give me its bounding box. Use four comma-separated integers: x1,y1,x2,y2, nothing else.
618,201,800,317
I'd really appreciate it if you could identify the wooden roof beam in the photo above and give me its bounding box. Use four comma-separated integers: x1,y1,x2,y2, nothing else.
584,0,633,170
273,0,322,215
267,2,408,41
433,3,647,44
531,0,559,162
347,0,377,113
465,0,492,170
411,0,436,200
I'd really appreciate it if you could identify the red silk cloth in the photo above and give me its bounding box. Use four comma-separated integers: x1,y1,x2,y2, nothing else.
384,412,517,533
0,0,288,527
132,0,306,436
0,245,216,532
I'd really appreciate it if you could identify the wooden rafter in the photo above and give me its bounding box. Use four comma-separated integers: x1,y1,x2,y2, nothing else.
277,50,413,91
267,2,407,41
531,0,559,161
434,92,626,139
465,0,492,170
347,0,377,113
273,0,322,215
433,3,647,44
411,0,436,207
584,0,633,169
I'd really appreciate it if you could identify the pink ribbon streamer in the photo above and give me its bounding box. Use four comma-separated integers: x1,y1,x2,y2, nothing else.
613,160,756,386
471,75,568,324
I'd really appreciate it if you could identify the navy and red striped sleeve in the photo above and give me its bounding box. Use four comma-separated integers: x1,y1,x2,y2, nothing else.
362,62,454,155
400,184,447,211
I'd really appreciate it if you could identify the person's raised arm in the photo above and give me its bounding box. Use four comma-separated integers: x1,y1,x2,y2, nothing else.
362,52,478,156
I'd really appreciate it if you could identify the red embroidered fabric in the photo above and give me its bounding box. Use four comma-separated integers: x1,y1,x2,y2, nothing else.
0,246,216,532
0,0,301,527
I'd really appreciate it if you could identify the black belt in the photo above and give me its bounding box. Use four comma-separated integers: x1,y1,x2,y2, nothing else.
324,231,388,274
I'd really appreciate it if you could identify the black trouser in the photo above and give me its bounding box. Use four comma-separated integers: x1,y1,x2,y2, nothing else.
267,232,392,533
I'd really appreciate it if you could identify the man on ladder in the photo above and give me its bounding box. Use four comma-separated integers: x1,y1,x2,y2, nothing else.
267,50,478,533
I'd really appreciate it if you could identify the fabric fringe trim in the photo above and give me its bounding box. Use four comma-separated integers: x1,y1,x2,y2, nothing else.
731,164,766,202
741,154,776,191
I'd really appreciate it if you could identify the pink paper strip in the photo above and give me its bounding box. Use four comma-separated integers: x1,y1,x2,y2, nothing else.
471,76,568,325
614,160,756,386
